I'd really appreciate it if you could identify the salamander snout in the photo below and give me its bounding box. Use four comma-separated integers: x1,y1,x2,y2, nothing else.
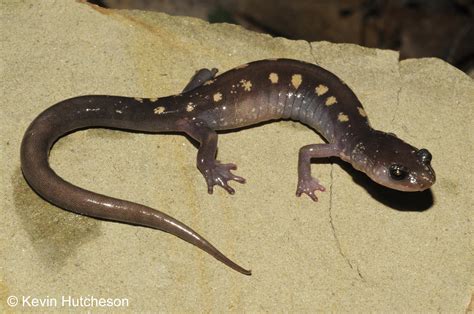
386,150,435,191
351,132,436,192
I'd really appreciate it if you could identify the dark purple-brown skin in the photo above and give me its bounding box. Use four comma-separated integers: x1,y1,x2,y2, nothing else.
21,59,435,275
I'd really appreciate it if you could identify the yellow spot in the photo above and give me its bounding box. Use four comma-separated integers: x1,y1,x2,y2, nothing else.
134,97,144,103
325,96,337,106
338,112,349,122
154,106,165,115
213,92,222,102
291,74,302,89
315,84,328,96
240,79,252,91
149,97,159,102
268,73,279,84
186,104,195,112
236,63,249,69
357,107,367,117
204,79,215,86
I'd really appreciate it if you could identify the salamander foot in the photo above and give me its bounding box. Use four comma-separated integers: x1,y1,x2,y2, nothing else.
296,177,326,202
202,162,246,195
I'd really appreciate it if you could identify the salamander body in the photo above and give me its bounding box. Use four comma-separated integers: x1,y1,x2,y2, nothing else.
20,59,435,275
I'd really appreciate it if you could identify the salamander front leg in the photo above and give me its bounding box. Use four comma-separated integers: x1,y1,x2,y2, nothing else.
296,143,340,202
182,68,219,93
177,119,245,194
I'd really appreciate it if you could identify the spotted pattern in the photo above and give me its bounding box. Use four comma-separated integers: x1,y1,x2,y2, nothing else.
240,79,252,91
315,84,328,96
134,97,144,103
269,73,279,84
325,96,337,106
154,106,165,115
213,92,223,102
236,63,249,69
204,79,215,86
357,107,367,117
186,103,195,112
149,97,159,102
291,74,302,89
338,112,349,122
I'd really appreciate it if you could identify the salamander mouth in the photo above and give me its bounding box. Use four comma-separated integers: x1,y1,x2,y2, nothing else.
391,182,430,192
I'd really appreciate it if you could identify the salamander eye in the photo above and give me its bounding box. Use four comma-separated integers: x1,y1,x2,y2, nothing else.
417,148,432,164
389,164,409,180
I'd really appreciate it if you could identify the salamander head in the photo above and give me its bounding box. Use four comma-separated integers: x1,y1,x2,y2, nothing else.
349,131,435,191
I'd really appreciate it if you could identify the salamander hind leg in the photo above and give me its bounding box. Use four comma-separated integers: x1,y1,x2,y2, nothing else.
296,143,340,202
177,119,245,194
182,68,219,93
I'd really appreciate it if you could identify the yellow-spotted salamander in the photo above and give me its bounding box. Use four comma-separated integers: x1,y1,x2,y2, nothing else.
21,59,435,275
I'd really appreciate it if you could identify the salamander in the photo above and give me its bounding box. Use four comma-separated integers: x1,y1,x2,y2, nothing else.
20,59,435,275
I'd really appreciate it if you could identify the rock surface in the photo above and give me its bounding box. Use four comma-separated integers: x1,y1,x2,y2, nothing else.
1,0,472,311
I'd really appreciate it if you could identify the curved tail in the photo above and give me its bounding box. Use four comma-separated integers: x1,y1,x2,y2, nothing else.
20,96,251,275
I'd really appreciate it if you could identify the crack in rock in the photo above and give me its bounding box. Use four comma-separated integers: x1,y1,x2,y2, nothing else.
304,40,365,281
328,166,365,281
306,41,318,65
391,59,403,126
